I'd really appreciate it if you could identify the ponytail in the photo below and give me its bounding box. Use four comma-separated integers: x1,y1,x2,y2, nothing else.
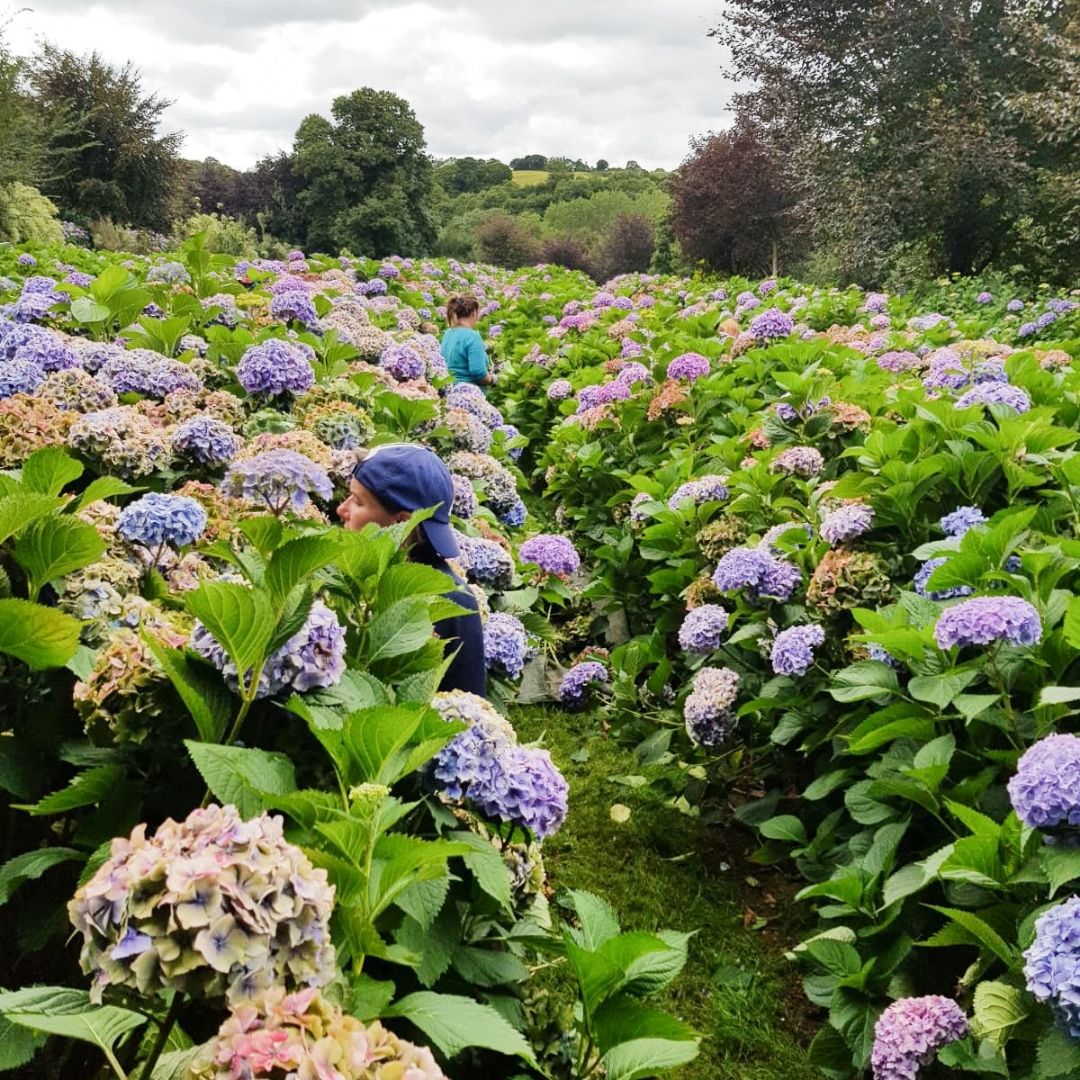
446,294,480,326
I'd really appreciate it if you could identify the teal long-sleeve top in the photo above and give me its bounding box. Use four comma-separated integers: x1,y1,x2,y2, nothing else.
441,326,490,386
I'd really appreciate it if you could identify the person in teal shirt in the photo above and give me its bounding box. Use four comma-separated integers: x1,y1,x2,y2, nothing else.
441,295,495,390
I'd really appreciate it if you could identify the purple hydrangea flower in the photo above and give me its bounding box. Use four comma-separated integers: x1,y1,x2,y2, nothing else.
1024,897,1080,1037
17,253,37,267
12,329,80,372
748,307,794,340
117,493,207,551
1007,299,1025,312
820,504,874,545
576,379,631,413
377,263,400,279
770,446,824,478
1008,734,1080,832
940,506,986,538
667,475,729,511
221,450,333,514
628,491,653,525
379,344,425,382
450,474,477,519
770,624,825,676
21,275,57,294
870,996,968,1080
976,291,993,304
499,499,527,528
913,557,974,601
616,362,651,386
678,604,728,654
933,595,1042,649
171,416,241,467
270,289,319,328
864,292,888,313
472,745,569,839
518,534,580,576
877,351,922,374
683,667,740,748
193,600,345,699
666,352,710,382
457,534,514,588
557,661,608,709
493,423,523,460
484,612,528,679
236,340,315,396
547,379,573,401
713,546,801,602
147,358,202,397
954,382,1031,412
0,357,46,398
910,313,949,331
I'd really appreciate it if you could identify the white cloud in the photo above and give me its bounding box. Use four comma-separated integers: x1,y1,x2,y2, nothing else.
7,1,739,169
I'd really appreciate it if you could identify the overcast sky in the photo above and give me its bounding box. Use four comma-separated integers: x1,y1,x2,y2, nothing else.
8,2,739,171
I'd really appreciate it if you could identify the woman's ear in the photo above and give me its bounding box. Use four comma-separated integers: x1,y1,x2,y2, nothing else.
393,510,412,525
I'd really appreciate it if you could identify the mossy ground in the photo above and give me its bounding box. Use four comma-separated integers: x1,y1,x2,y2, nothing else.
512,705,818,1080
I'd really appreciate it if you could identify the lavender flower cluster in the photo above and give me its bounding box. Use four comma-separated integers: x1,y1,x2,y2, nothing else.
770,624,825,676
557,661,608,709
519,533,580,576
1024,897,1080,1036
1008,734,1080,833
870,996,968,1080
192,599,346,698
221,449,332,514
677,604,728,654
457,533,514,589
770,446,824,477
666,352,710,382
713,546,801,602
820,503,874,545
933,595,1041,649
683,667,740,748
483,612,529,679
172,415,241,467
668,475,729,510
117,492,207,551
748,307,794,340
68,804,336,1004
379,343,426,382
236,340,315,396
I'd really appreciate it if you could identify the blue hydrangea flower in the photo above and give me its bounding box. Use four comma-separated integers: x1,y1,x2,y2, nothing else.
236,340,315,396
678,604,728,654
713,546,801,602
117,493,207,552
450,474,477,519
379,344,425,382
0,357,46,398
976,291,993,304
457,534,514,589
940,506,987,538
12,329,80,372
770,624,825,676
1024,897,1080,1037
933,595,1042,650
1007,299,1025,312
499,499,527,528
221,450,333,515
683,667,740,748
547,379,573,401
1008,734,1080,833
913,557,974,601
955,382,1031,412
270,289,319,328
557,661,608,709
171,416,241,467
471,745,569,839
484,612,529,680
668,475,729,511
666,352,710,382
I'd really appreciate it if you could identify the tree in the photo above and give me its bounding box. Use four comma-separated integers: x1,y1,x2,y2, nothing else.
0,20,46,189
292,88,437,256
474,213,541,267
509,154,547,171
595,159,609,171
669,117,798,275
31,44,182,229
597,211,655,279
541,234,595,277
435,157,512,194
709,0,1079,281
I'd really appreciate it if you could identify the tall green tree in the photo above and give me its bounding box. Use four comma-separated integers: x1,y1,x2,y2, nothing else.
711,0,1080,282
30,45,182,229
293,88,437,256
0,21,44,189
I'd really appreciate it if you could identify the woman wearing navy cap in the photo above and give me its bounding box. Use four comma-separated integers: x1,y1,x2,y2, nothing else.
335,444,486,696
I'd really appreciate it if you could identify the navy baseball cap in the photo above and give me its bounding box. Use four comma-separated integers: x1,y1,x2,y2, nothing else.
352,444,459,558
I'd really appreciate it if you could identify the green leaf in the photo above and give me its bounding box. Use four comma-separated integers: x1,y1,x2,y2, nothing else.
184,582,275,679
602,1037,700,1080
565,889,622,949
236,515,282,557
73,476,140,511
144,639,233,744
1038,685,1080,707
13,516,105,599
264,534,341,602
365,596,435,662
151,1047,203,1080
1040,847,1080,896
1036,1027,1080,1078
970,980,1029,1049
909,670,979,709
925,906,1018,966
0,847,81,904
394,872,450,929
829,662,900,703
621,930,692,996
759,815,807,844
452,946,530,988
341,705,454,787
565,936,625,1020
0,1015,44,1071
1064,596,1080,651
17,765,124,816
454,831,513,912
593,997,697,1054
385,992,536,1063
0,986,147,1061
20,448,83,497
185,741,296,817
377,563,456,606
70,296,111,323
0,598,82,668
0,492,63,544
804,938,862,977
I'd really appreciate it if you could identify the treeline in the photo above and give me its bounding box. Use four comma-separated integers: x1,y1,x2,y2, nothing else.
671,0,1080,287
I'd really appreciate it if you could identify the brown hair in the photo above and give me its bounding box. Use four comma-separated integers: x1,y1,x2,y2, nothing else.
446,294,480,326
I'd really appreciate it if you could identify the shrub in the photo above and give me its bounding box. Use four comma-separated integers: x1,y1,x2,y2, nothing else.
475,212,541,267
0,182,63,244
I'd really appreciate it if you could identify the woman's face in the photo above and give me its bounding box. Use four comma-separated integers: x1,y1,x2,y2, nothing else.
336,480,406,531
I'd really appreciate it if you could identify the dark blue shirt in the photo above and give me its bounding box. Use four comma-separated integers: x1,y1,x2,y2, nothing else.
415,544,486,696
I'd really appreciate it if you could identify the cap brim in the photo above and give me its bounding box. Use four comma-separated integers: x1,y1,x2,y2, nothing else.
422,518,459,559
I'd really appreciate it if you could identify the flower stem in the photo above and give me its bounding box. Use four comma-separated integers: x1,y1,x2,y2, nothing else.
139,992,183,1080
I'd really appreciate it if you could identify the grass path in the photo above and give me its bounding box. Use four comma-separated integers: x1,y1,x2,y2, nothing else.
512,706,818,1080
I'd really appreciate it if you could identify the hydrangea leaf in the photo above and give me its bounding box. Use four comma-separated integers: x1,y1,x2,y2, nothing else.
0,598,82,669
